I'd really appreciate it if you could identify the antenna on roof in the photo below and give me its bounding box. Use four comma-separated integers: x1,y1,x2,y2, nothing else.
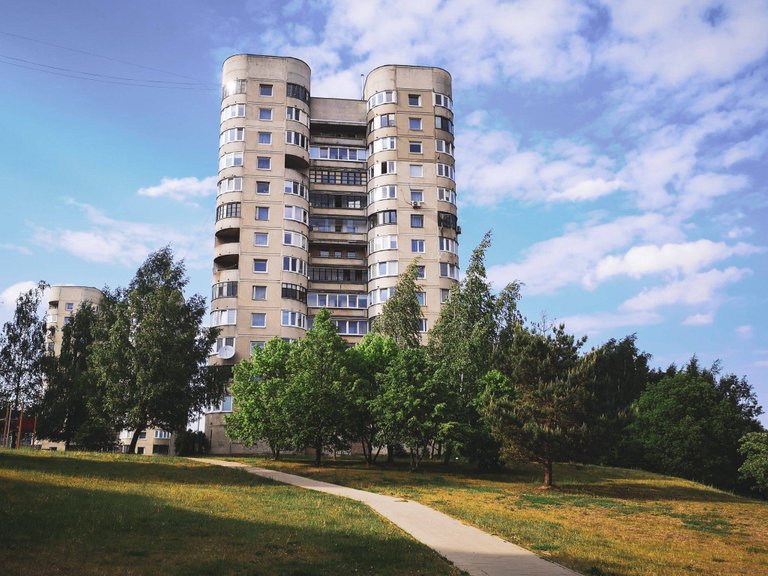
360,73,365,100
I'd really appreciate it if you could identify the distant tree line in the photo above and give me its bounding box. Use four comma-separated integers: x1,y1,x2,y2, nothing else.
0,247,225,452
227,232,767,494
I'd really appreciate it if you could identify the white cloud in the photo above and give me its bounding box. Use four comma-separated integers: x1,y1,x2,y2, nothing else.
0,243,32,256
137,176,216,204
722,134,768,167
488,213,682,294
556,310,662,336
0,281,49,327
755,360,768,368
620,267,751,312
591,240,761,284
600,0,768,87
683,312,714,326
32,199,210,269
736,325,754,339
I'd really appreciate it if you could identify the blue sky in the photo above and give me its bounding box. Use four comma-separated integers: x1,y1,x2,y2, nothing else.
1,0,766,424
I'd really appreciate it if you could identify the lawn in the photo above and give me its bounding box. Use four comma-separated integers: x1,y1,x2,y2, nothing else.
228,456,768,576
0,449,463,576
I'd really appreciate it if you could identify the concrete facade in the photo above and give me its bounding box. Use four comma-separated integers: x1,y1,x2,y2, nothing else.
207,55,459,453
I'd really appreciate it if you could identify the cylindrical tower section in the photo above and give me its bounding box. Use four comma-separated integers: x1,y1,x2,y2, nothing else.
212,55,311,364
363,65,458,337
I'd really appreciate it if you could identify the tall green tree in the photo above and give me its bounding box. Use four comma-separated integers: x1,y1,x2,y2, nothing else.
625,358,763,489
373,347,444,471
91,247,225,453
428,231,522,468
581,335,651,465
37,302,116,450
739,432,768,494
490,322,589,488
0,281,48,448
347,333,398,464
227,338,293,458
372,260,423,349
285,308,351,465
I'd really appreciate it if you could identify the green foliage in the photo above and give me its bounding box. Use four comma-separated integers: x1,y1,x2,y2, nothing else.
427,231,523,468
174,429,210,456
625,358,763,489
37,302,117,450
373,347,444,470
227,338,293,458
372,260,423,348
580,335,651,465
739,432,768,494
490,322,589,487
90,247,225,453
285,308,352,464
346,333,399,463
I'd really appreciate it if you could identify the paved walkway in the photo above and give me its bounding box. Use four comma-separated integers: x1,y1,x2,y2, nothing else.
194,458,580,576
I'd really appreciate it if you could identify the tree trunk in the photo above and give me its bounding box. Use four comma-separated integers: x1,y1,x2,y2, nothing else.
16,404,24,449
127,427,144,454
314,445,322,466
2,402,11,448
372,444,382,464
386,443,394,464
543,459,554,489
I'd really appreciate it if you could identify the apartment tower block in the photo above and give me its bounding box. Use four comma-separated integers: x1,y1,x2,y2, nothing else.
211,54,459,367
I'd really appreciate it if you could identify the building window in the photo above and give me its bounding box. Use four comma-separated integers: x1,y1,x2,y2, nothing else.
409,141,422,154
435,115,454,134
258,131,272,145
255,207,269,220
437,211,458,230
370,161,396,178
212,281,237,300
309,267,368,283
220,127,244,146
440,262,460,279
370,113,395,131
259,84,273,96
308,292,368,309
219,152,243,170
63,317,72,325
286,131,309,149
222,79,246,98
369,235,398,253
441,288,451,303
251,313,266,328
416,292,426,306
221,103,246,121
370,137,396,153
438,187,457,204
284,180,309,199
410,189,424,202
411,214,424,228
281,310,307,329
257,157,271,170
369,260,399,279
368,210,397,229
369,287,396,306
309,146,366,161
286,82,310,102
65,303,74,311
309,169,366,186
309,193,365,209
331,319,369,336
416,265,426,279
436,139,454,155
418,318,428,332
256,181,270,194
437,163,455,180
218,177,243,196
252,285,267,300
250,341,265,354
213,336,235,355
254,232,269,246
434,93,453,109
368,185,397,204
210,309,237,326
309,217,366,233
408,94,421,106
154,430,171,439
409,117,422,130
367,90,397,109
259,108,273,121
283,256,308,276
411,239,425,253
283,231,308,250
216,202,241,220
439,237,458,253
253,259,268,273
284,205,308,224
409,164,423,177
286,106,306,124
282,283,307,303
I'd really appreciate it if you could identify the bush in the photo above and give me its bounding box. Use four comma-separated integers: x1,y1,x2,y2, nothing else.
174,430,210,456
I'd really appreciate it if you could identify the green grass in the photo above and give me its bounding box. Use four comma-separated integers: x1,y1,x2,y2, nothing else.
229,455,768,576
0,449,464,576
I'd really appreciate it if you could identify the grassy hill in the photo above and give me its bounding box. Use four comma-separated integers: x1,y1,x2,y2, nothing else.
0,450,462,576
228,456,768,576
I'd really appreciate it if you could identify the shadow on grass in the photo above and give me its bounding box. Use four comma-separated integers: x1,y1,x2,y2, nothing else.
0,454,461,576
0,450,263,488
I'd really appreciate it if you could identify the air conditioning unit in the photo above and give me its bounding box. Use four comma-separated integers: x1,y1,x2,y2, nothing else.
411,201,423,208
456,225,462,234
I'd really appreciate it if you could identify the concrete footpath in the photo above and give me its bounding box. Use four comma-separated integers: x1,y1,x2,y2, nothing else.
194,458,580,576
